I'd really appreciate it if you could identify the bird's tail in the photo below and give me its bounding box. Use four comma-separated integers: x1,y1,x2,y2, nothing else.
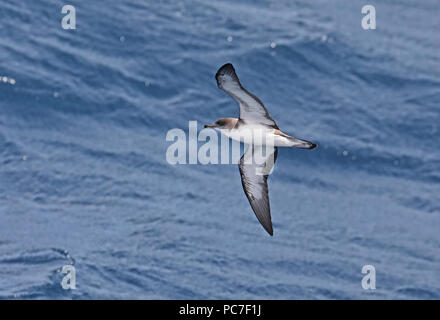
288,137,317,149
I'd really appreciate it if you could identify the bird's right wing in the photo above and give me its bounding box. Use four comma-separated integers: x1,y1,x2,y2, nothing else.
239,145,278,236
216,63,279,129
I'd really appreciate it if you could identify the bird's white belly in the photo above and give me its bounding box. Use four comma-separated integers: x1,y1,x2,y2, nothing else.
220,128,293,147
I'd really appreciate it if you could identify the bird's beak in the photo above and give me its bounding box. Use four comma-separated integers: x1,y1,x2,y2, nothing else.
204,123,216,128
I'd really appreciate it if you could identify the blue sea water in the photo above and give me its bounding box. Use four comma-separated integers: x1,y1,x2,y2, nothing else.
0,0,439,299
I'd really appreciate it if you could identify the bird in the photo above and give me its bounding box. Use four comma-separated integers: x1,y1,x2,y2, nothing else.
204,63,317,236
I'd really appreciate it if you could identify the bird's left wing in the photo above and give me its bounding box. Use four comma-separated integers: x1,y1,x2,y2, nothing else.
238,145,278,236
216,63,279,129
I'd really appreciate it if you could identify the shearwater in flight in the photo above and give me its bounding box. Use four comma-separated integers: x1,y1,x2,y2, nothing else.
204,63,317,236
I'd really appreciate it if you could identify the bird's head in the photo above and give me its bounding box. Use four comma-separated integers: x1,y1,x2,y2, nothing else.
204,118,237,130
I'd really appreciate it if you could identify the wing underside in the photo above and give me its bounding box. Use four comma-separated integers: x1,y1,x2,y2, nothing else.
216,63,279,129
238,145,278,235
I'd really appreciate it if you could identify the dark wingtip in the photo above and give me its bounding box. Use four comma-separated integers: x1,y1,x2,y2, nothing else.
265,225,274,236
215,63,239,87
216,63,235,76
309,143,317,150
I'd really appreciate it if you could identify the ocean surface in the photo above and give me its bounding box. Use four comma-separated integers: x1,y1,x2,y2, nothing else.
0,0,439,299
